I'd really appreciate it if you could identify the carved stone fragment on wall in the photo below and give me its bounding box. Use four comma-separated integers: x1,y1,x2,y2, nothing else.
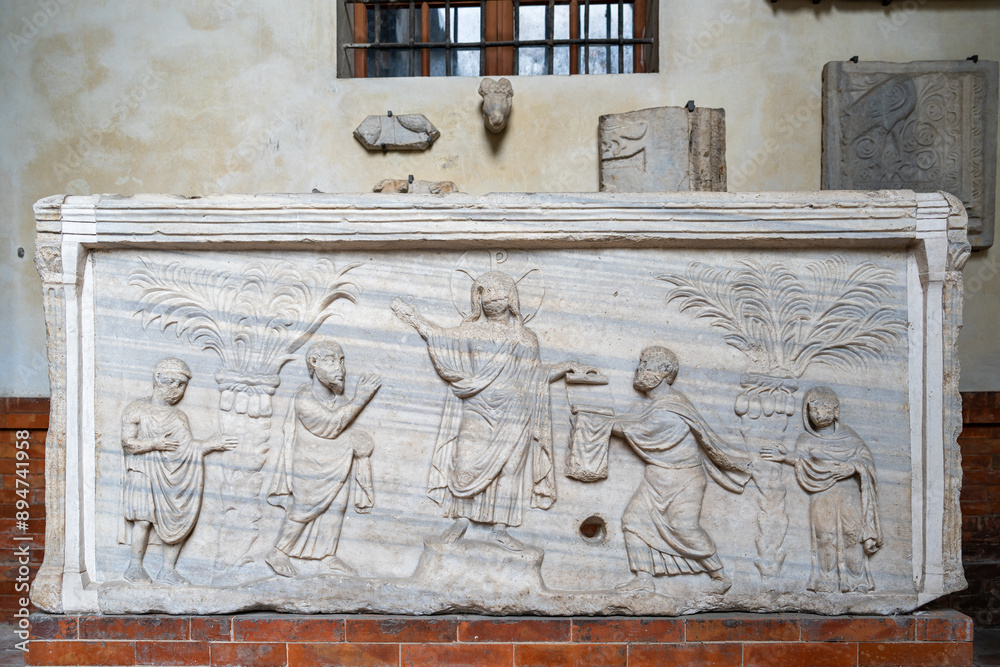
373,178,461,194
354,113,440,151
599,106,727,193
823,60,999,249
479,78,514,134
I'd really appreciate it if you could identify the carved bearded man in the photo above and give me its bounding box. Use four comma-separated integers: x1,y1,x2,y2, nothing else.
392,271,578,552
266,341,381,577
120,357,236,585
604,346,751,593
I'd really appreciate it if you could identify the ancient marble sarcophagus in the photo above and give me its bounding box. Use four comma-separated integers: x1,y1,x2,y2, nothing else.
32,191,968,616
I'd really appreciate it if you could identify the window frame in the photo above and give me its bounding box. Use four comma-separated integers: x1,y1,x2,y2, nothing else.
343,0,654,78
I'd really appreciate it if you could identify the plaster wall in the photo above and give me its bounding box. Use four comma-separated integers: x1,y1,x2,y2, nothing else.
1,0,999,396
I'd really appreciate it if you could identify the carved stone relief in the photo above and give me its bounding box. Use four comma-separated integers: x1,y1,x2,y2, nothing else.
391,254,587,552
599,106,727,193
128,258,360,583
658,257,905,588
479,77,514,134
823,60,999,249
119,358,237,585
354,113,440,151
373,178,461,194
762,387,882,593
34,192,963,616
264,342,380,578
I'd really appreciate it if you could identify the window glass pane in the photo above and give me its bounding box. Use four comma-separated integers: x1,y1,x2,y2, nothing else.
517,5,545,75
579,3,632,74
453,6,480,44
367,6,417,77
429,7,447,76
553,4,569,75
453,48,480,76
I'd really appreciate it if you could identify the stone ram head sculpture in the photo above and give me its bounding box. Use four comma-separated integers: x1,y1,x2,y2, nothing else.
479,77,514,134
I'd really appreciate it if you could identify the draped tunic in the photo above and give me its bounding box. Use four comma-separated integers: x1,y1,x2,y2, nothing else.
267,384,374,559
617,392,751,575
793,422,882,592
423,318,556,527
121,401,205,545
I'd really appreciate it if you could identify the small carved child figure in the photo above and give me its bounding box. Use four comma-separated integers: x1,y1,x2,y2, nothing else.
120,358,237,585
761,386,883,593
265,342,381,578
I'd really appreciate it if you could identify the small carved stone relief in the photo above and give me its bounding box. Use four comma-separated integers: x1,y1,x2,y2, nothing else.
565,370,613,482
659,257,904,585
354,113,440,151
823,60,999,249
129,258,360,581
119,358,237,585
373,178,461,194
762,387,883,592
391,253,584,553
585,347,751,594
265,342,381,578
599,106,727,193
479,77,513,133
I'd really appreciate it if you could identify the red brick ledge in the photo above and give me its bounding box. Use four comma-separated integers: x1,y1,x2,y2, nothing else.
25,610,973,666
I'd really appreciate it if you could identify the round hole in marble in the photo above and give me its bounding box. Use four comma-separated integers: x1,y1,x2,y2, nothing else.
579,515,607,543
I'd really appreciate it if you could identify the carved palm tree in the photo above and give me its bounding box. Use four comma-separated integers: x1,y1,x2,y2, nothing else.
129,257,359,581
658,256,905,584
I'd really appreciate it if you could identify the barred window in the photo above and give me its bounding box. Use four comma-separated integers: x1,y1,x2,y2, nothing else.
339,0,657,77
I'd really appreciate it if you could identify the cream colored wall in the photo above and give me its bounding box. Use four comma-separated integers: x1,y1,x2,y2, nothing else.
2,0,999,395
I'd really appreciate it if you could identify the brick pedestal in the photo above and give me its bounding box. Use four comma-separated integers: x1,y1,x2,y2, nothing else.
26,611,972,667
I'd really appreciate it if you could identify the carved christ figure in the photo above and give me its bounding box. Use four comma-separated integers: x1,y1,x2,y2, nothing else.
392,270,579,552
600,346,751,594
265,341,381,577
762,386,882,592
120,358,237,585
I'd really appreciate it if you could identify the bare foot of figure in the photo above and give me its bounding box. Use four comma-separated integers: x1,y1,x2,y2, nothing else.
322,555,357,576
615,572,655,593
265,548,298,578
159,569,190,587
708,569,733,594
123,563,151,583
490,525,523,552
441,518,470,544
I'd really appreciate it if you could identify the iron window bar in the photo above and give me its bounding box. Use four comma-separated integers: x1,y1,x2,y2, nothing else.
346,0,648,76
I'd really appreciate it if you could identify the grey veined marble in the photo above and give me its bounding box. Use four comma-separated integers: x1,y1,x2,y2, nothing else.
823,59,999,249
31,191,967,616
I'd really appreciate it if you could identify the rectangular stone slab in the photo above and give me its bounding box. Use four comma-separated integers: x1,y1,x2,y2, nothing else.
823,60,999,250
31,191,968,616
599,107,726,193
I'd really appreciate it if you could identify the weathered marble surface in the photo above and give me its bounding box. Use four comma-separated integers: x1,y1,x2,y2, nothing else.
479,78,514,134
353,113,440,151
823,60,999,249
599,107,726,193
32,192,967,616
373,178,461,194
